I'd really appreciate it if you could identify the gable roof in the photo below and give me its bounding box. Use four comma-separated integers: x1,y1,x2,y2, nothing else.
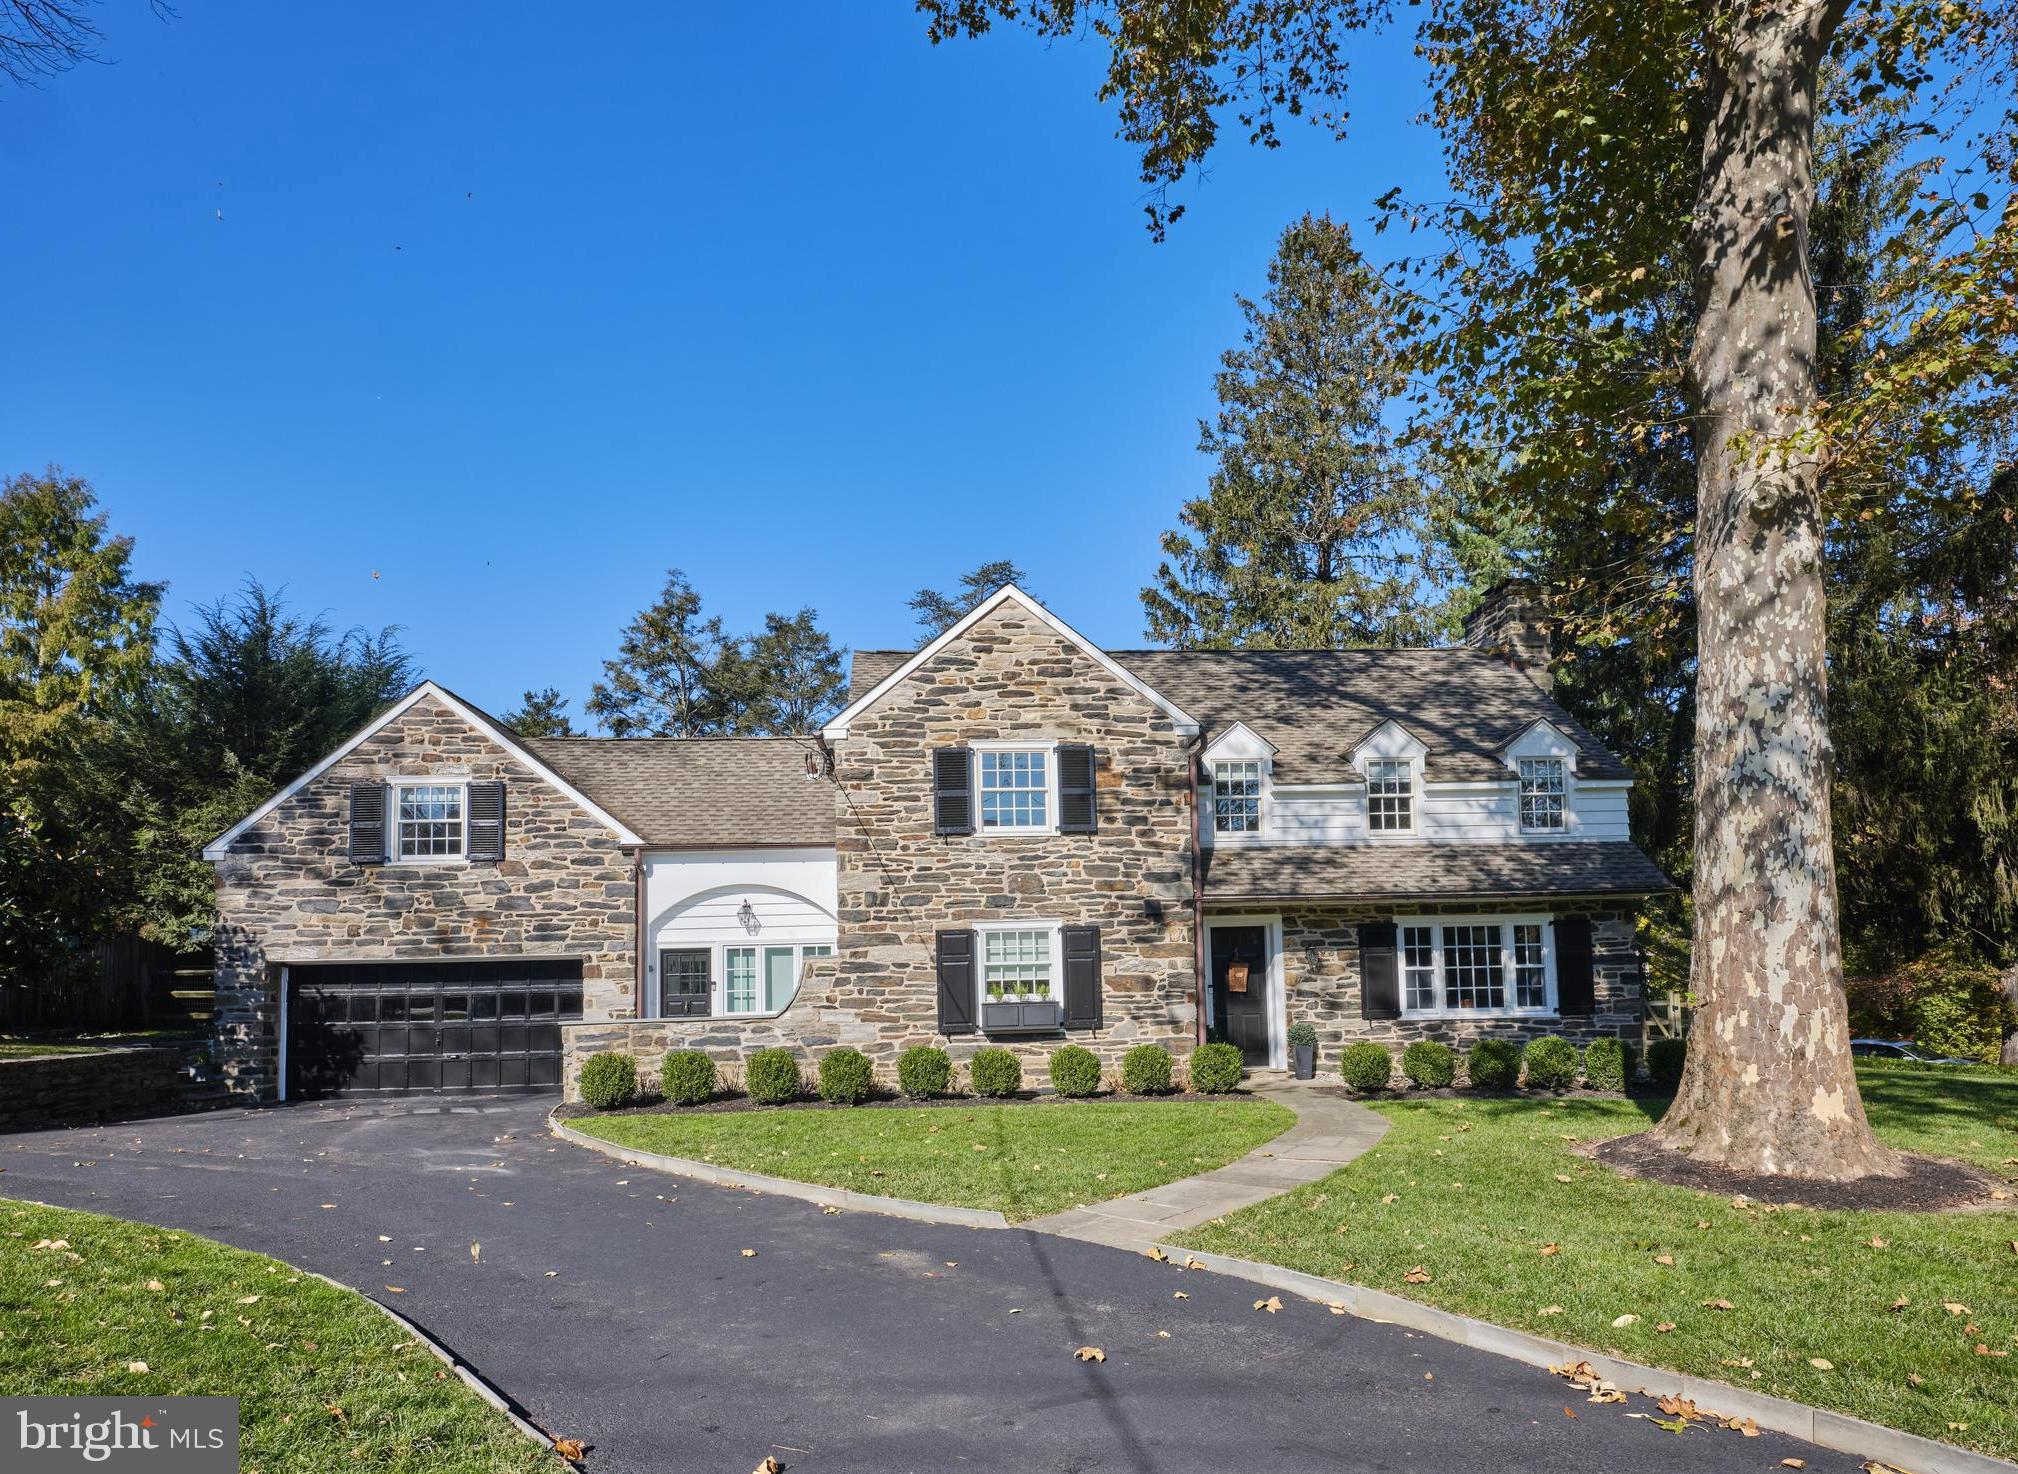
201,682,647,859
525,737,835,848
821,586,1199,739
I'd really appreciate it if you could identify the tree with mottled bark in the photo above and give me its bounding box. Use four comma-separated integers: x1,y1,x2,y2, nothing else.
914,0,2015,1179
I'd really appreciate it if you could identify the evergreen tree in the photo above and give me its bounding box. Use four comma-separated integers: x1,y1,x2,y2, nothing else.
727,609,847,734
587,571,735,737
908,560,1027,635
1143,215,1440,649
501,688,579,738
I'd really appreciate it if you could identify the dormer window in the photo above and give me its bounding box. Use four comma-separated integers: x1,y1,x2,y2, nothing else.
1519,757,1567,831
1211,762,1262,834
1366,759,1415,832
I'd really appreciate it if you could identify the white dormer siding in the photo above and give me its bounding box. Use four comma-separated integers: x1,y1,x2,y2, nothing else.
1200,723,1277,847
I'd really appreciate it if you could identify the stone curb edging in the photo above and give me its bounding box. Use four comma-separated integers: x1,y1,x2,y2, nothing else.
548,1114,1012,1229
312,1270,558,1454
1154,1245,2017,1474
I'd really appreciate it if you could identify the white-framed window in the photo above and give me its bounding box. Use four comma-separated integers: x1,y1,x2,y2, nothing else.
975,744,1056,833
1396,915,1556,1017
392,780,466,862
971,920,1064,1015
1519,757,1567,831
717,941,834,1017
1211,761,1263,834
1366,758,1415,832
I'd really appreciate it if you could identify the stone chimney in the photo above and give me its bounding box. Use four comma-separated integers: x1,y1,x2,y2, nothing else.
1462,578,1554,692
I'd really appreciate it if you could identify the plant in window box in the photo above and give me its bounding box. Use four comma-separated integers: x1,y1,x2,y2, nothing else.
1286,1022,1318,1080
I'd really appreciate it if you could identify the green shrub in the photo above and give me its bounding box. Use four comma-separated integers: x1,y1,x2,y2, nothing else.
745,1047,802,1105
1522,1035,1580,1090
577,1051,638,1111
657,1050,716,1106
1286,1021,1318,1050
1189,1042,1244,1094
1339,1041,1393,1092
969,1047,1023,1098
1049,1045,1104,1098
1848,944,2017,1064
1121,1044,1174,1095
1647,1036,1687,1088
1582,1037,1632,1092
1467,1037,1521,1089
897,1044,953,1099
817,1047,875,1105
1401,1039,1456,1089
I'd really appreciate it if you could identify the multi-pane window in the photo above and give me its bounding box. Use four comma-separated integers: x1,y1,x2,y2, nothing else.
1367,759,1414,831
1396,918,1554,1016
395,783,465,859
719,942,834,1016
723,947,760,1014
1519,757,1567,831
979,749,1049,830
1401,925,1437,1011
982,928,1053,1002
1212,762,1262,834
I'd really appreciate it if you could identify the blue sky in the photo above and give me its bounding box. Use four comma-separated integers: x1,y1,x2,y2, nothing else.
2,3,1439,722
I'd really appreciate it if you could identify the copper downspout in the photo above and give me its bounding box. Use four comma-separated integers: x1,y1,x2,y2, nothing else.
1189,734,1208,1047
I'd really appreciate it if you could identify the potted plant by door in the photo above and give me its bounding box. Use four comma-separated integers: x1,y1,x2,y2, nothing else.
1287,1022,1318,1080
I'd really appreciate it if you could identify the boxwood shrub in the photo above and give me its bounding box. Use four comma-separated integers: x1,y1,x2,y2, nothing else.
1466,1037,1522,1090
818,1047,875,1105
1582,1036,1632,1092
1189,1041,1244,1094
969,1047,1023,1098
1401,1039,1456,1089
1120,1043,1174,1095
1647,1036,1687,1089
657,1049,716,1106
578,1051,638,1111
1522,1035,1580,1090
1049,1045,1103,1098
1339,1041,1393,1092
745,1047,802,1105
897,1044,953,1099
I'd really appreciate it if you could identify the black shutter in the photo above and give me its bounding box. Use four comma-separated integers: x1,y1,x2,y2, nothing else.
1057,745,1098,834
1061,924,1102,1029
1554,917,1595,1015
348,781,386,864
936,929,977,1035
933,747,974,836
467,781,505,862
1359,920,1400,1019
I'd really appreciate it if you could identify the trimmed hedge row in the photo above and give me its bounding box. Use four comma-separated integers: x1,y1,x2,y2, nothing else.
1323,1035,1675,1093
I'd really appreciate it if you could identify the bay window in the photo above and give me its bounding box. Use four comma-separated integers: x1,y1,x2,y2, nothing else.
1396,917,1556,1017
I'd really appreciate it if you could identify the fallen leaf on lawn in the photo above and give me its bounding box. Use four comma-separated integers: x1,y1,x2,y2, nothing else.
126,1361,148,1373
1975,1344,2010,1357
1866,1236,1887,1248
470,1242,480,1264
235,1295,260,1305
145,1279,164,1292
1889,1295,1910,1311
971,1143,987,1152
1992,1190,2010,1201
1949,1423,1970,1432
552,1437,585,1460
741,1249,757,1258
1655,1322,1676,1333
1808,1358,1834,1370
1701,1298,1735,1311
1943,1302,1970,1316
1403,1266,1432,1284
1380,1193,1398,1205
1652,1254,1674,1266
1539,1243,1560,1257
1554,1174,1572,1183
1537,1305,1564,1316
1254,1296,1283,1313
1073,1346,1106,1363
1906,1373,1924,1387
1695,1219,1710,1229
1611,1314,1640,1328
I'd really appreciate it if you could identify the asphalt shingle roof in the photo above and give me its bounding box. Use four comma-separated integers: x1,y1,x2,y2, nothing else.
850,646,1632,784
525,736,835,848
1199,841,1675,901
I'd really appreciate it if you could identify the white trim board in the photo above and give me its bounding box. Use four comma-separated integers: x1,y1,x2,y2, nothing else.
821,585,1199,739
202,681,646,859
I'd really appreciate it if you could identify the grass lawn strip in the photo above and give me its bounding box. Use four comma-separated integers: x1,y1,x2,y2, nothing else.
572,1098,1295,1222
1170,1066,2018,1462
0,1199,559,1474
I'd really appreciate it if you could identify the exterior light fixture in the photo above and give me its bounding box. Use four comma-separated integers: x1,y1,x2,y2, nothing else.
737,899,759,934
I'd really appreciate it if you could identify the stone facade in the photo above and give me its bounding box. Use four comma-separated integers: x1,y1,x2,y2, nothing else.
0,1048,186,1131
212,694,637,1100
1267,899,1641,1063
827,595,1198,1071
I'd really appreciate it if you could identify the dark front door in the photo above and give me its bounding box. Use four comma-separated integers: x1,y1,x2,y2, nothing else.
288,959,583,1098
1209,925,1271,1066
658,948,712,1018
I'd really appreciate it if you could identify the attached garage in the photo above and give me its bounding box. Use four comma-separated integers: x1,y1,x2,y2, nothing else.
285,959,584,1099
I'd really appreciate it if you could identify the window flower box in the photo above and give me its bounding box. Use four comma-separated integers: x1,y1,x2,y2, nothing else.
982,1001,1057,1033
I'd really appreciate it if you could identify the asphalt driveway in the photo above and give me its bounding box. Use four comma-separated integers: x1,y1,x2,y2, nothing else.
0,1098,1857,1474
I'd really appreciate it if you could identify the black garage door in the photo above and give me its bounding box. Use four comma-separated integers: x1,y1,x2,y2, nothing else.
288,959,583,1098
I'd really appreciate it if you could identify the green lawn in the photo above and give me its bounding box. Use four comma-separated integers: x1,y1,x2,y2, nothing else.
572,1098,1295,1222
0,1041,104,1059
0,1030,202,1060
1172,1065,2018,1461
0,1199,559,1474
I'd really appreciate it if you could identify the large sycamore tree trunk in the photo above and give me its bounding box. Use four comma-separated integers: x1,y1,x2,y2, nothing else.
1648,0,1902,1180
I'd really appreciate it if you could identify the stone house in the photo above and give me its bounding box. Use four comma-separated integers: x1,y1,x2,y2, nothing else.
204,584,1670,1101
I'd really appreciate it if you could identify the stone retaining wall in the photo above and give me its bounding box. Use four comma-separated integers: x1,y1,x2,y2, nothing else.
0,1048,185,1132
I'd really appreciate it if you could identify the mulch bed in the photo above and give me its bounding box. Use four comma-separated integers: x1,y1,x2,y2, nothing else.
555,1088,1253,1121
1590,1132,2004,1212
